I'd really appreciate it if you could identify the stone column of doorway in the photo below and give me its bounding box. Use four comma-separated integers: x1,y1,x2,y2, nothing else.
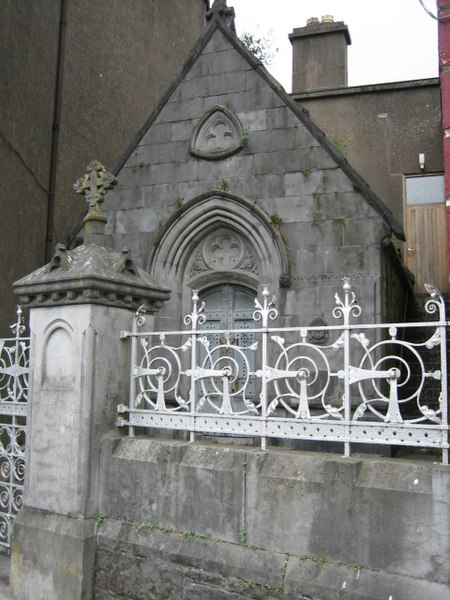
9,161,170,600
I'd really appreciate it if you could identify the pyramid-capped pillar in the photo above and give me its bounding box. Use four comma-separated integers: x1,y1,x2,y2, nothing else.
10,161,170,600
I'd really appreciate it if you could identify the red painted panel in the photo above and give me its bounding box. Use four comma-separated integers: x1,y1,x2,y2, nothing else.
442,144,450,198
441,75,450,129
439,0,450,66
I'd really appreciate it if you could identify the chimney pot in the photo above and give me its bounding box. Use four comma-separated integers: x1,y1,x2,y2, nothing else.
289,18,351,93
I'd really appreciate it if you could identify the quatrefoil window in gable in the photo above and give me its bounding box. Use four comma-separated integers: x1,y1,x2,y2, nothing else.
190,106,244,160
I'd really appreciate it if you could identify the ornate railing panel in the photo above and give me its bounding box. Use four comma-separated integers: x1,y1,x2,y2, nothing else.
0,307,29,551
118,280,449,463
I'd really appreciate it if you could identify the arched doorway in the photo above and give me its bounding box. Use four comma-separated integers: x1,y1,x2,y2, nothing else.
147,191,289,331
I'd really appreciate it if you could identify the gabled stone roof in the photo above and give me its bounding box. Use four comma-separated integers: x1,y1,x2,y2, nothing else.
109,10,405,241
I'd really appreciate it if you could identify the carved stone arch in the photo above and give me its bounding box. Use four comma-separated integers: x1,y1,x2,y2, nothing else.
148,191,289,298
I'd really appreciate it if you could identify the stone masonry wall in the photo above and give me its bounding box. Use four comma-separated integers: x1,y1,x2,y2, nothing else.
94,437,450,600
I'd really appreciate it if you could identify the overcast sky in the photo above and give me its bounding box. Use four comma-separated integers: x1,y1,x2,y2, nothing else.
231,0,439,92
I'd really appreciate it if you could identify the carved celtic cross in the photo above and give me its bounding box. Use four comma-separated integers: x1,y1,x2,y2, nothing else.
73,160,117,212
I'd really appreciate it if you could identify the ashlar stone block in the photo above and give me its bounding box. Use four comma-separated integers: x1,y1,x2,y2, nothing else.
158,96,205,123
207,71,246,97
271,196,314,223
197,154,254,181
135,140,189,165
249,175,284,199
188,49,250,79
207,87,284,114
267,106,300,130
284,169,325,197
171,119,198,142
296,124,321,148
147,159,198,185
250,128,298,154
254,149,310,175
310,146,339,170
138,122,172,146
115,207,164,234
203,29,233,54
236,109,267,132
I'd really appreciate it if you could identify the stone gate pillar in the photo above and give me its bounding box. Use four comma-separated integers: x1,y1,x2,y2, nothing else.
10,161,169,600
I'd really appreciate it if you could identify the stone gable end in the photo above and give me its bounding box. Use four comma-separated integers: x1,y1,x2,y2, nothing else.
104,21,404,327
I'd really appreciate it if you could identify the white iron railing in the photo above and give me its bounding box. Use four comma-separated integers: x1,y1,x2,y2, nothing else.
0,307,29,551
118,280,449,463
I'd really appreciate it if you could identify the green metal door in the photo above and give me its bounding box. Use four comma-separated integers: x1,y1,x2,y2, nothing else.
201,285,257,408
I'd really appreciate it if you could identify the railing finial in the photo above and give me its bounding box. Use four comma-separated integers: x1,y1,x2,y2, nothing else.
253,285,277,327
184,289,205,329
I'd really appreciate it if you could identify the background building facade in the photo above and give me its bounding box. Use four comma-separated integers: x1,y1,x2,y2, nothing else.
290,17,446,293
0,0,207,334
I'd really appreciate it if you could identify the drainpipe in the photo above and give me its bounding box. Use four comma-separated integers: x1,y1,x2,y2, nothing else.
45,0,68,262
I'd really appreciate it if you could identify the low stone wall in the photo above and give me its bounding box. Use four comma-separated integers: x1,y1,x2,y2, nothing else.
95,437,450,599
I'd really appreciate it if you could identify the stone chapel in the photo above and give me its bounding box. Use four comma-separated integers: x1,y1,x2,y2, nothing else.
8,4,449,600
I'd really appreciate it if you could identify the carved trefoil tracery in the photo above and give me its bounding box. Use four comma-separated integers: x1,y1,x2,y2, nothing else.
190,105,244,160
189,231,258,278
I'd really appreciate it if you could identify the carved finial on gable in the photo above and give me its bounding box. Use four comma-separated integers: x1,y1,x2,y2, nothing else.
73,160,117,244
206,0,236,33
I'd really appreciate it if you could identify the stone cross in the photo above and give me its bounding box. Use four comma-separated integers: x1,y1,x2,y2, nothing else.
73,159,117,213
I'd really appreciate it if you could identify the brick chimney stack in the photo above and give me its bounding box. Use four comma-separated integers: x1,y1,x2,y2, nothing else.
289,16,351,93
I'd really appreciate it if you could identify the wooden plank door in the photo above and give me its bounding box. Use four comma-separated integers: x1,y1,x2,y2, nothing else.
405,203,447,291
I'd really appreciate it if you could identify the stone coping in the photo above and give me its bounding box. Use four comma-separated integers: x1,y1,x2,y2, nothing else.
14,243,170,311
